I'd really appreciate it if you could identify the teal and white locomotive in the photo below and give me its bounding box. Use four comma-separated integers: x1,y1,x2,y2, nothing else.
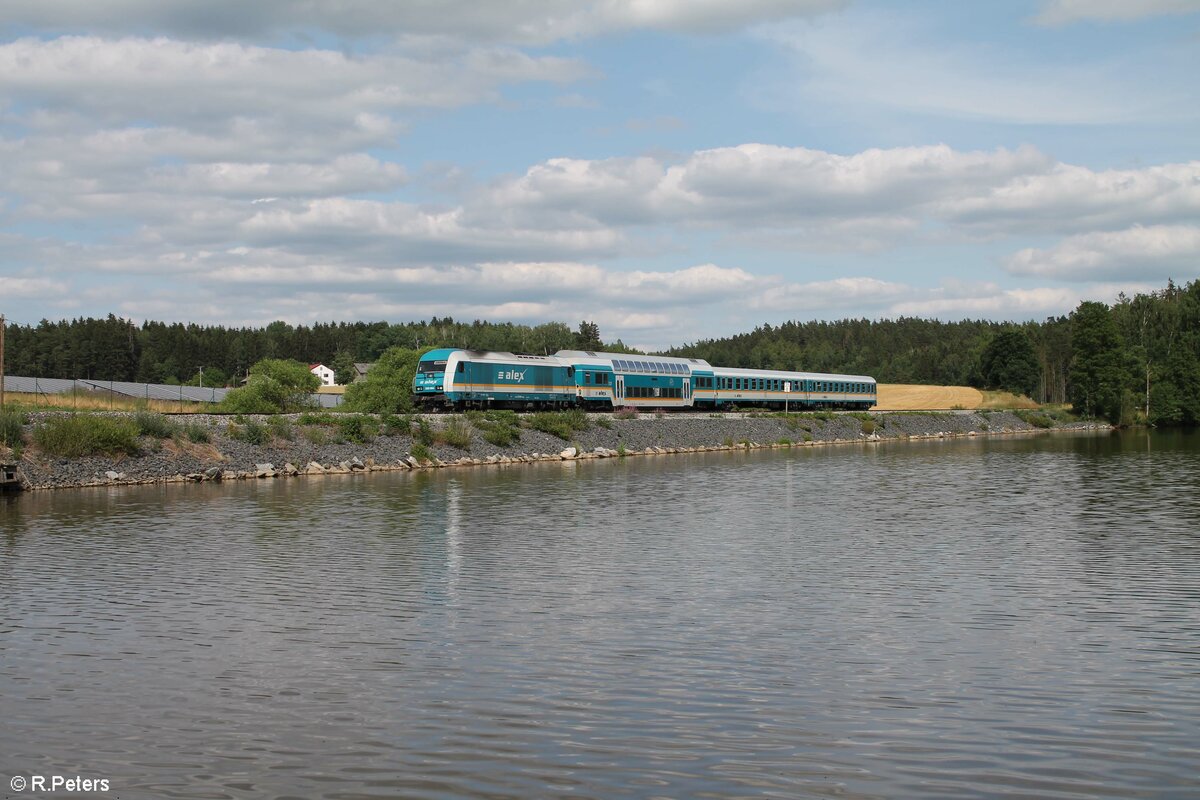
414,348,876,411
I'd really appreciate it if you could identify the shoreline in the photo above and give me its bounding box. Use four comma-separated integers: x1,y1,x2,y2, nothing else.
5,410,1109,492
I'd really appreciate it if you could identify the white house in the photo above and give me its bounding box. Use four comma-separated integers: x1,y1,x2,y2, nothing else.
309,363,336,387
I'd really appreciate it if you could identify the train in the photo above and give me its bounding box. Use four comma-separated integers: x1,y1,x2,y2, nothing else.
413,348,876,412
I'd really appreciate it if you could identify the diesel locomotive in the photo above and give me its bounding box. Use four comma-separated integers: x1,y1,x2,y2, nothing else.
413,348,876,411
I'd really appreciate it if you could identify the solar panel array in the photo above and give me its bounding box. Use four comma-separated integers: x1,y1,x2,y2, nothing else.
3,375,341,408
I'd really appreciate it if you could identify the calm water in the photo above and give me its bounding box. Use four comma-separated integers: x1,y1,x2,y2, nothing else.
2,430,1199,799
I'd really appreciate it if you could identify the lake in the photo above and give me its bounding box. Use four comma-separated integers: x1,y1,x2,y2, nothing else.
2,430,1198,799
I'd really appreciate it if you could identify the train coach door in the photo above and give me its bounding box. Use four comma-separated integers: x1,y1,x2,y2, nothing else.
615,375,625,404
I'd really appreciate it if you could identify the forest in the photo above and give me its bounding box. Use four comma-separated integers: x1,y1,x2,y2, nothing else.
2,279,1197,425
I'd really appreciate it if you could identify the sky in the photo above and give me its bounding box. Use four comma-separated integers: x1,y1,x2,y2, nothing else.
1,0,1198,351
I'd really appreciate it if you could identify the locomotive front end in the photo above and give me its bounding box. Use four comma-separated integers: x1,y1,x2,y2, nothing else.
412,349,456,409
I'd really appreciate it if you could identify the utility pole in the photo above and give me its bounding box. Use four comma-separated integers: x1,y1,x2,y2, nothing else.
1,314,6,411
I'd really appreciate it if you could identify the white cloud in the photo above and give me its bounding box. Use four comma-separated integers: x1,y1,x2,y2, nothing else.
753,277,911,311
948,162,1200,234
487,143,1053,232
886,282,1164,319
0,276,70,297
1006,225,1200,281
0,36,588,129
1033,0,1200,26
0,1,847,43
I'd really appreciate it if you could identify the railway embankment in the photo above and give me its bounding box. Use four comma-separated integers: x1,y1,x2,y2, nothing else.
5,409,1107,491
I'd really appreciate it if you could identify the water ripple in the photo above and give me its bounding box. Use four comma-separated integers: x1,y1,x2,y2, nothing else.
2,430,1199,798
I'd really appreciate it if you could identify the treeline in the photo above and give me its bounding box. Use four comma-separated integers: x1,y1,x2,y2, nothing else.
4,279,1198,424
1,317,615,387
667,279,1200,425
665,317,1072,400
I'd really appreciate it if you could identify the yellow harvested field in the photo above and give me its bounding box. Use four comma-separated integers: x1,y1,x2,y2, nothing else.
874,384,984,411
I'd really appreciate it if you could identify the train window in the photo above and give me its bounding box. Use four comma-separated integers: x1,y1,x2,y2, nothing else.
457,362,464,373
567,366,574,377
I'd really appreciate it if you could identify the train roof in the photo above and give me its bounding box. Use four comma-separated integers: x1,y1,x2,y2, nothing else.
555,350,712,371
711,365,876,383
448,350,563,365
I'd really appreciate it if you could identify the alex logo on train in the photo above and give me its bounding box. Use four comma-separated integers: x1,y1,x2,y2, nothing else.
498,369,527,382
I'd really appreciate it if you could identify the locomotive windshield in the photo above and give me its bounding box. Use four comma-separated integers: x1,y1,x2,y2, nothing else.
417,360,447,376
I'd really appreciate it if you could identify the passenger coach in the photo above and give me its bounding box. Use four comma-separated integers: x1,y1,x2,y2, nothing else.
413,348,876,411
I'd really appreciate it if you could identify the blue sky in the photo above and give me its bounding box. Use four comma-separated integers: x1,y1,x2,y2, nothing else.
1,0,1198,350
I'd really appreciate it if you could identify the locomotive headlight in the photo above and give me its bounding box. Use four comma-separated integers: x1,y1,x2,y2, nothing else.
436,384,443,390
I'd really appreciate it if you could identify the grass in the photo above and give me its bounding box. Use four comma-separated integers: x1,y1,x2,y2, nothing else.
861,419,877,435
302,427,329,445
268,417,295,441
410,442,434,463
181,422,211,443
979,390,1041,410
875,384,984,411
1,409,28,450
32,414,141,457
526,409,590,440
228,419,270,445
134,411,178,438
436,416,473,449
613,407,638,420
1014,409,1054,429
1,390,204,414
297,411,339,426
595,416,613,429
467,410,521,447
338,414,378,444
616,443,627,457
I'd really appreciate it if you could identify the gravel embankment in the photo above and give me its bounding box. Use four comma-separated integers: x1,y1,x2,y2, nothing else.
5,410,1108,491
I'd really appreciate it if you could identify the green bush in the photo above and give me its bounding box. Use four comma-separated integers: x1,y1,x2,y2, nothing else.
595,416,613,429
297,411,338,426
1,409,27,449
302,427,329,445
527,409,590,440
182,423,211,443
220,359,320,414
134,411,178,438
861,419,877,435
338,414,378,444
382,412,412,437
343,346,424,414
415,417,435,446
228,419,270,445
436,416,473,449
269,417,295,441
1015,409,1054,429
33,414,140,457
410,442,434,463
467,410,521,447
